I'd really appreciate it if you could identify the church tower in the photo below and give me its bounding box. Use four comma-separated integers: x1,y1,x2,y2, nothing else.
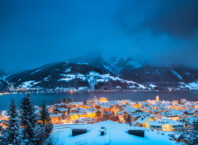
156,95,159,102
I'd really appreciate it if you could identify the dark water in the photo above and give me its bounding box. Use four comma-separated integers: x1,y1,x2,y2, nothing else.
0,91,198,110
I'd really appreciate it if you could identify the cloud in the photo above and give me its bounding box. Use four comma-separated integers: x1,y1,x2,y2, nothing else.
117,0,198,39
143,0,198,38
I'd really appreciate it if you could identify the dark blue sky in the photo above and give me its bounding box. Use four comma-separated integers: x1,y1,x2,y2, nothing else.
1,0,198,73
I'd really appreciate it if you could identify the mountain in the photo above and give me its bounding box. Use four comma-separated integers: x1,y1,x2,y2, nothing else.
69,55,142,75
1,56,198,93
0,70,9,92
6,62,145,92
67,56,198,91
119,65,198,90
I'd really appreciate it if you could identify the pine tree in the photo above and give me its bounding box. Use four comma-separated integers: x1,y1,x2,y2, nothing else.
20,94,38,144
2,99,22,145
0,124,2,134
125,114,132,125
185,120,198,145
96,110,102,121
39,101,53,143
169,119,198,145
68,107,71,114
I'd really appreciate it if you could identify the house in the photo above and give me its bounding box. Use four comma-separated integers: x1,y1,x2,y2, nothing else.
99,97,108,103
54,107,68,116
161,119,184,132
117,111,128,122
147,121,162,131
133,103,142,109
50,113,63,124
135,116,154,128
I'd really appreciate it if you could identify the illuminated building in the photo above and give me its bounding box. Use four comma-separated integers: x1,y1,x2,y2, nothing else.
99,97,108,103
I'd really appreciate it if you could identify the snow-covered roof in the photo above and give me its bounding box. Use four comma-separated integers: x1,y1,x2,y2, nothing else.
69,102,83,105
2,110,8,117
50,113,62,117
135,116,150,124
161,119,183,126
56,108,68,112
147,121,162,126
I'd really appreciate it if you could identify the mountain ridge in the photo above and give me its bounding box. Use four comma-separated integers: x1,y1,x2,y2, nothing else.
1,57,198,92
3,62,145,93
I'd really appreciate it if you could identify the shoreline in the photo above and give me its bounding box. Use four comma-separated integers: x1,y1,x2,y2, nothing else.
1,88,197,96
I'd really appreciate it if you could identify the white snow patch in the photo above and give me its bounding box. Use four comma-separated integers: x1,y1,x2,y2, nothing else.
59,74,76,81
19,81,39,89
149,84,157,88
30,68,43,75
78,87,88,91
44,75,51,81
65,67,71,73
104,64,114,72
185,81,198,90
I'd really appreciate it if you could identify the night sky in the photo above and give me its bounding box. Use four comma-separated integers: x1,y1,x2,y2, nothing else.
0,0,198,73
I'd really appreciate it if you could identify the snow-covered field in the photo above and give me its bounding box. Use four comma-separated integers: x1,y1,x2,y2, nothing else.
51,121,178,145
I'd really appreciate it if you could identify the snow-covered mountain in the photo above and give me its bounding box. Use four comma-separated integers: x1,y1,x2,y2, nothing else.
5,62,145,92
67,56,198,91
69,55,142,75
119,65,198,90
1,56,198,92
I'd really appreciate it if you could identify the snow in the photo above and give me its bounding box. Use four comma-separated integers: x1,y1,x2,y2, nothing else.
180,81,198,90
149,84,157,88
171,70,183,80
135,116,150,124
51,120,177,145
44,75,51,81
161,119,183,126
59,74,76,81
2,110,8,117
185,81,198,90
65,67,71,73
104,64,113,72
19,81,39,89
147,121,162,126
115,85,121,89
59,71,146,89
30,67,43,75
50,113,62,117
78,87,88,91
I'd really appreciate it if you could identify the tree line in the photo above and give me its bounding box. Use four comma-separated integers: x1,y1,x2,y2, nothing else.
0,94,53,145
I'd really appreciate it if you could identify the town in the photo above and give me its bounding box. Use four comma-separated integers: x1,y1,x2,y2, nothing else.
1,96,197,132
49,96,198,132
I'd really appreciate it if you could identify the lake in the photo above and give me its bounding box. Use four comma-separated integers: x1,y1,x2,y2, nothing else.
0,91,198,110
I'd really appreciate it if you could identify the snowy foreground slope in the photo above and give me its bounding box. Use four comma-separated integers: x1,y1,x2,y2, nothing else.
51,121,178,145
